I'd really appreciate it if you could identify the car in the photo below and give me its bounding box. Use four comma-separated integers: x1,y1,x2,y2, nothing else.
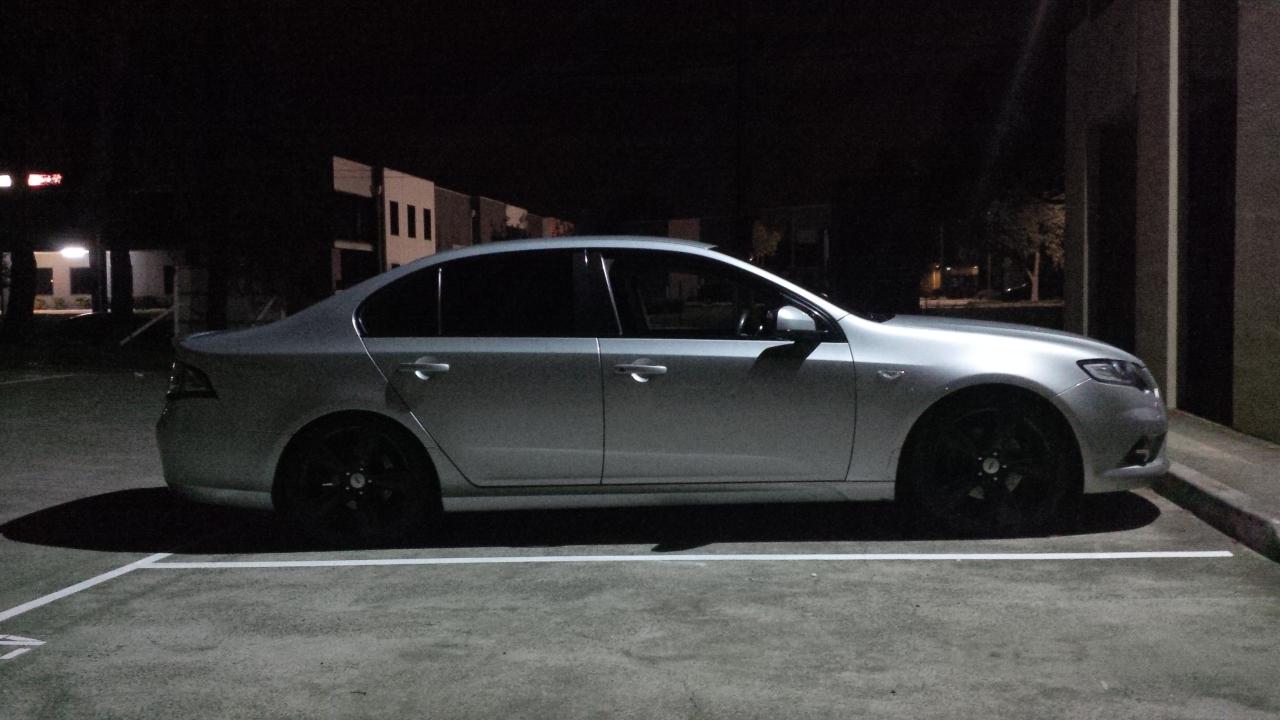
157,237,1168,543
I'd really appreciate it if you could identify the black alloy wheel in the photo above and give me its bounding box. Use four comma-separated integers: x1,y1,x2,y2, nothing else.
280,419,433,546
907,397,1074,535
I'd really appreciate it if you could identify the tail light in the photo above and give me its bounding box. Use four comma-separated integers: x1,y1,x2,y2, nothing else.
167,361,217,400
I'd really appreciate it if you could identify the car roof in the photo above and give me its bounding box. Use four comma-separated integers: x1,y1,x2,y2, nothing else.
417,235,716,264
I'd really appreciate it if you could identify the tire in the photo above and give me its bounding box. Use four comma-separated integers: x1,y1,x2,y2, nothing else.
277,417,436,546
902,394,1076,536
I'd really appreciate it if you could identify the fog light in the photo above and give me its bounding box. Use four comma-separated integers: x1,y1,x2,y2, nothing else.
1123,434,1164,466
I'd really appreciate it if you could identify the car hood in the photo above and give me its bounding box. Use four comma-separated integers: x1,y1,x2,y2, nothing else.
882,314,1142,364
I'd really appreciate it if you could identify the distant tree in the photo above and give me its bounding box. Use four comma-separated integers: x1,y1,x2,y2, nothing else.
750,220,782,263
983,191,1064,302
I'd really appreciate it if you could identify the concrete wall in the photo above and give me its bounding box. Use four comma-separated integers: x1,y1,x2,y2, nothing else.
1233,0,1280,442
383,167,436,267
332,156,372,198
1065,0,1177,392
476,196,506,244
526,213,544,238
32,251,91,308
33,249,181,307
543,217,574,237
434,185,473,250
1131,0,1177,395
1064,0,1137,334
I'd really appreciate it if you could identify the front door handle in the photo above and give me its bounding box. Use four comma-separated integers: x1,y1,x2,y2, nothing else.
614,362,667,382
397,360,450,380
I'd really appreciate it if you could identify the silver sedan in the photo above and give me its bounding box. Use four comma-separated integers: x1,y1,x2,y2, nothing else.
157,237,1168,543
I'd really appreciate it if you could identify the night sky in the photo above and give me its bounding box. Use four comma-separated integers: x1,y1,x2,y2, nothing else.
3,1,1065,225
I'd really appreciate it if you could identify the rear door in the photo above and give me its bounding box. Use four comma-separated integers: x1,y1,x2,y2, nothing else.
361,249,606,487
596,249,857,484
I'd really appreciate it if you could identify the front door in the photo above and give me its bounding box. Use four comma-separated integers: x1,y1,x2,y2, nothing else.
596,249,857,484
361,249,604,487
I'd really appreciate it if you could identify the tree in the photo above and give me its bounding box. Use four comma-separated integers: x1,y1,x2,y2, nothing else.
750,220,782,263
983,191,1064,302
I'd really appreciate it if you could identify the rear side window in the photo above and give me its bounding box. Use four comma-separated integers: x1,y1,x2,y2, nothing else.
440,250,575,337
359,268,439,337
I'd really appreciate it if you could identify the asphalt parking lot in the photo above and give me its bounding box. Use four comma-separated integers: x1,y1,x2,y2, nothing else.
2,371,1279,719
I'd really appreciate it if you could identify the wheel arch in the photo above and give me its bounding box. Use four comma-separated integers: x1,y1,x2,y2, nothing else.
270,409,441,511
892,382,1084,498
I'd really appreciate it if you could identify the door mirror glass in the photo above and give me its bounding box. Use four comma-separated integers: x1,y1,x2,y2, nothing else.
774,304,820,342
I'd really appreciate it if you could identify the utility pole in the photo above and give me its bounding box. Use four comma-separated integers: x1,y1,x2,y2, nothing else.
372,165,387,273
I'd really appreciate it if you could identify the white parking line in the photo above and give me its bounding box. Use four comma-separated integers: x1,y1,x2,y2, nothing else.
146,550,1233,569
0,373,81,386
0,553,171,625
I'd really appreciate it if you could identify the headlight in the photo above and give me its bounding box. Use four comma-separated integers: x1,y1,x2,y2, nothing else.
1077,359,1154,391
167,361,218,400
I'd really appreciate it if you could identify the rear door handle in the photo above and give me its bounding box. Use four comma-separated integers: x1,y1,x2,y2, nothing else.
614,362,667,382
397,361,450,379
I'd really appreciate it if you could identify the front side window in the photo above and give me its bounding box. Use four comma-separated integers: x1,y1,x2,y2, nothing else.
603,250,826,340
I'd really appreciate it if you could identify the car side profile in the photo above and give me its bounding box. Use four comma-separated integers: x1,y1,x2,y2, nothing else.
157,237,1168,543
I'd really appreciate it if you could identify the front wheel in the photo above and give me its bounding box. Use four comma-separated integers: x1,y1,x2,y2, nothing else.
277,418,436,546
902,395,1077,535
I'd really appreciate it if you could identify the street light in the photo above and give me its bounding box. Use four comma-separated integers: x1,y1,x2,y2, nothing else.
60,246,89,260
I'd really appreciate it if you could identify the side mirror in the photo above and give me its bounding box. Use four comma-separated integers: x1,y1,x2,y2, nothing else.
774,305,821,342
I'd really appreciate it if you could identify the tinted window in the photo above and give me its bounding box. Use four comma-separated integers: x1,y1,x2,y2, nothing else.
359,267,438,337
36,268,53,295
70,267,96,295
604,251,817,339
441,251,575,337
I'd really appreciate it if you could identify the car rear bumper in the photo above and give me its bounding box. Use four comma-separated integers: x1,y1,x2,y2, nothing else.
156,400,280,509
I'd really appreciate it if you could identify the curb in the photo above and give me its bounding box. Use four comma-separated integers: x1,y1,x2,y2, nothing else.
1155,461,1280,563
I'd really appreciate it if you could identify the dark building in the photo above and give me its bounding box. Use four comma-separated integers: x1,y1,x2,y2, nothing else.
1065,0,1280,442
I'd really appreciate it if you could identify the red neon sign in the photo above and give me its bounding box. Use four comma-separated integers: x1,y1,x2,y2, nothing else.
27,173,63,187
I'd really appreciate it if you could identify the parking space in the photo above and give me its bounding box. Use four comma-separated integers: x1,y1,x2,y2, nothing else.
3,371,1279,718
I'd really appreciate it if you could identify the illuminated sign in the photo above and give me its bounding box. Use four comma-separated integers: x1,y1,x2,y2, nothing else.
27,173,63,187
0,174,12,188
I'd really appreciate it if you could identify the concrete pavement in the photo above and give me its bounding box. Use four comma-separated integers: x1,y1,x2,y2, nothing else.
1158,411,1280,562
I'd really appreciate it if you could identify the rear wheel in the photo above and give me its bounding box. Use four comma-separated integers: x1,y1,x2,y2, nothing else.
904,395,1076,535
278,417,435,546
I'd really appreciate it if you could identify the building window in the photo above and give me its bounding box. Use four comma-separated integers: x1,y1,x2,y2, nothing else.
35,268,53,295
163,265,175,295
70,267,96,295
423,208,433,240
389,201,400,236
407,204,417,238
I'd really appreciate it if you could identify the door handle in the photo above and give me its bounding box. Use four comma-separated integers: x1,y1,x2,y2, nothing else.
397,361,450,380
614,362,667,382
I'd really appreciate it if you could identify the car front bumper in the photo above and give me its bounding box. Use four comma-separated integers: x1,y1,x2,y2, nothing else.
1054,379,1169,494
